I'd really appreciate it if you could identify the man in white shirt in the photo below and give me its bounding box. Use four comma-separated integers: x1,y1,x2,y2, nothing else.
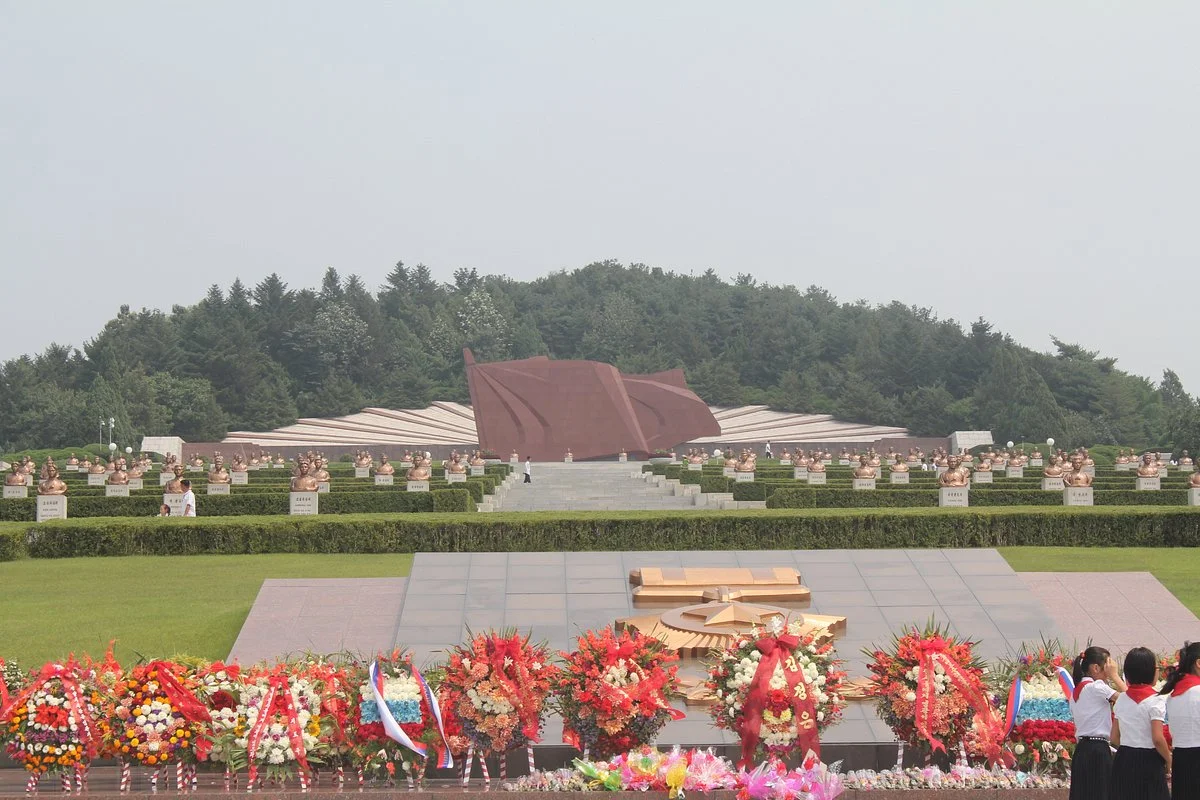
180,479,197,517
524,457,532,484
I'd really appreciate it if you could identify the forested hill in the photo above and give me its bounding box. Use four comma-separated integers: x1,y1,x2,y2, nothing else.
1,260,1196,452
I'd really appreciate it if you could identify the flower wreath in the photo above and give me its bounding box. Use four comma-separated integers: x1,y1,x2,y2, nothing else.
707,615,847,767
555,627,684,758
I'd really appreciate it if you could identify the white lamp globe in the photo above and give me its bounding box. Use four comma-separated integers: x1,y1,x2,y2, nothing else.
1006,441,1014,449
125,446,133,454
108,442,117,452
1046,437,1055,447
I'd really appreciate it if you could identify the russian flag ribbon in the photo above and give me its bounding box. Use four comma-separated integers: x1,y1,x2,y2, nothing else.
412,666,454,769
1003,674,1023,736
369,661,426,758
1055,666,1075,701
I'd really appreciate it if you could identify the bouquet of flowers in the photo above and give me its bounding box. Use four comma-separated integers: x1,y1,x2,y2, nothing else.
108,661,209,769
1,660,102,778
707,615,847,767
350,650,455,780
571,746,740,796
738,756,845,800
864,621,1004,763
297,657,356,777
1008,720,1074,775
194,661,244,769
440,630,557,758
555,628,684,758
995,640,1074,776
212,664,327,786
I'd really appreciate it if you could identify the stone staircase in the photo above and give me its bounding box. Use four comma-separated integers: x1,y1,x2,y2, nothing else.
486,462,702,512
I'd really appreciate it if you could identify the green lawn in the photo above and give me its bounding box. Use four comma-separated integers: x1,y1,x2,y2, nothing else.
0,553,413,667
1000,547,1200,615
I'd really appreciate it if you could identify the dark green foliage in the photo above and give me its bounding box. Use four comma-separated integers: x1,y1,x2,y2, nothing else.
0,261,1192,451
4,506,1200,561
0,489,472,521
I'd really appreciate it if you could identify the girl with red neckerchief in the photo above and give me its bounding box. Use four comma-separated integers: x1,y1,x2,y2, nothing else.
1111,647,1169,800
1068,646,1126,800
1161,642,1200,800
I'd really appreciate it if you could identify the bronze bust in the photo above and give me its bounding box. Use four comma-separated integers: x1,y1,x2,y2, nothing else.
38,464,67,496
290,460,319,492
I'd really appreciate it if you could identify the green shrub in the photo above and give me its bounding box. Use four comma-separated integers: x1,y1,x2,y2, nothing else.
0,488,479,521
4,506,1200,561
433,489,473,512
732,482,768,501
700,475,733,494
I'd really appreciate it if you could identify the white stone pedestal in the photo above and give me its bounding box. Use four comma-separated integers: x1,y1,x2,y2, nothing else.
1158,466,1169,478
1115,462,1132,471
375,474,394,486
723,467,735,478
4,484,28,499
207,483,230,495
470,466,485,477
1137,477,1161,491
400,461,414,470
317,481,330,493
407,480,429,492
1189,488,1200,506
939,487,969,507
1179,463,1196,473
159,472,173,486
890,472,909,484
973,471,993,485
808,472,827,485
822,459,833,466
355,467,370,478
87,473,105,486
1064,487,1094,506
163,494,185,516
838,459,850,466
289,492,318,515
1006,467,1024,479
1030,459,1044,467
1083,465,1096,477
105,484,130,497
853,478,876,491
231,471,248,486
77,466,88,474
447,472,467,483
687,462,702,471
36,495,66,522
128,478,143,491
735,472,755,482
564,457,573,463
1042,477,1065,491
510,456,519,465
618,455,627,463
793,467,808,480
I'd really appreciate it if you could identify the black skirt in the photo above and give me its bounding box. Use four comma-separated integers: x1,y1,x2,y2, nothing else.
1173,747,1200,800
1071,738,1112,800
1111,746,1168,800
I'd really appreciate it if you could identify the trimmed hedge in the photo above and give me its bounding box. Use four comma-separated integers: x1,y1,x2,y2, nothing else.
0,489,473,521
3,506,1200,560
763,487,1191,508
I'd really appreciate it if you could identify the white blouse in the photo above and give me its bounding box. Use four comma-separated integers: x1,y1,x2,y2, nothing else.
1166,684,1200,748
1113,693,1167,749
1070,678,1117,739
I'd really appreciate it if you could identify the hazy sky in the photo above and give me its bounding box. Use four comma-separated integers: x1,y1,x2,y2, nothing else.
3,2,1198,391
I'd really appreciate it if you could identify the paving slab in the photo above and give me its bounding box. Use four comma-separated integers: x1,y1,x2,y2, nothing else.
1018,571,1200,655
